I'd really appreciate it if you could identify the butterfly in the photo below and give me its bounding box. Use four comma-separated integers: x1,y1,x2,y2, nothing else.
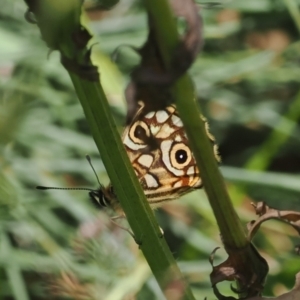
37,102,219,212
89,101,219,210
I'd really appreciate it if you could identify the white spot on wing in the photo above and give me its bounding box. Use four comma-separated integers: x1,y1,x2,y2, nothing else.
175,135,182,142
138,154,153,168
144,174,159,188
173,181,182,188
171,115,183,127
145,111,155,119
150,125,160,136
187,166,194,175
156,124,175,138
166,105,176,114
123,133,146,150
156,110,169,123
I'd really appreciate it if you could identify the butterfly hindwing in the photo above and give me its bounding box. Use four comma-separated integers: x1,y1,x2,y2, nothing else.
122,102,204,204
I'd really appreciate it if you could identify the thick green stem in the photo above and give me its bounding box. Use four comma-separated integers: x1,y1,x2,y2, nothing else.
144,0,246,251
24,0,196,298
69,75,196,298
143,1,268,296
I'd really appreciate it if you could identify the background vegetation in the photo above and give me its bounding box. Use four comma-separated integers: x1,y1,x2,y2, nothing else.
1,0,300,299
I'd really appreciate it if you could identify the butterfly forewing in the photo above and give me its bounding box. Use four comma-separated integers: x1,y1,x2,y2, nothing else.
122,103,207,204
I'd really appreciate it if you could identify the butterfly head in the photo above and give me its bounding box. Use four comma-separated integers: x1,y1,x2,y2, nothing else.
89,185,116,209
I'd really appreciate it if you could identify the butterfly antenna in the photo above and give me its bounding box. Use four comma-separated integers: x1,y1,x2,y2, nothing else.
36,186,93,191
86,155,102,187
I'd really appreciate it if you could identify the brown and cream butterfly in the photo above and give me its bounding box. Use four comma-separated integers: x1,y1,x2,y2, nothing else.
37,102,219,211
88,102,219,210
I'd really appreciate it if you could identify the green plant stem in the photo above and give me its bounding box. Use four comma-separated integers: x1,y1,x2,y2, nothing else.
144,0,246,250
24,0,196,298
143,2,271,296
143,0,273,295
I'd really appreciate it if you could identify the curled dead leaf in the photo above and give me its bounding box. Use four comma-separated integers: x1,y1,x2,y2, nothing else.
210,270,300,299
248,202,300,243
209,246,268,299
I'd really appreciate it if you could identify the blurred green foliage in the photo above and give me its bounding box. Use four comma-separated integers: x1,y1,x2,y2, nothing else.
0,0,300,299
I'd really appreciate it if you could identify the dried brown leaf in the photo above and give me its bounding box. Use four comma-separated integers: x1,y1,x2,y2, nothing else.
209,246,268,299
211,272,300,300
248,202,300,242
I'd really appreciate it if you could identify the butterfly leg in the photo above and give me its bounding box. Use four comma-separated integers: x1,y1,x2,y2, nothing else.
111,217,163,243
110,216,142,246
